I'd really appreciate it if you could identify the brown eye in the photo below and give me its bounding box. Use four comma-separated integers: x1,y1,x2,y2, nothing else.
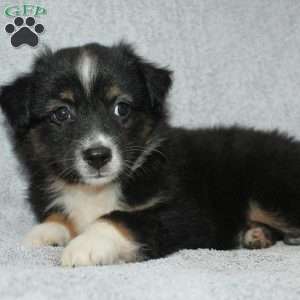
50,107,72,124
114,102,131,118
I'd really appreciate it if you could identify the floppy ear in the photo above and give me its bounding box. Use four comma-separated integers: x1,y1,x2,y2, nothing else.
117,42,173,110
0,75,33,130
139,62,173,110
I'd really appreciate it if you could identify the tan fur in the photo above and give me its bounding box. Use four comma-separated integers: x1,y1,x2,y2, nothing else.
142,122,154,138
59,90,74,102
45,213,78,239
248,202,290,233
30,128,47,155
106,85,121,100
103,219,135,242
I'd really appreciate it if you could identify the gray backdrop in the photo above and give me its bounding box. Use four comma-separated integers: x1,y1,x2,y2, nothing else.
1,0,300,132
1,1,300,299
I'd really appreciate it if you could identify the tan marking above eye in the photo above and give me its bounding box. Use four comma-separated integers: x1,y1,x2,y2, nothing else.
60,90,74,102
106,85,121,100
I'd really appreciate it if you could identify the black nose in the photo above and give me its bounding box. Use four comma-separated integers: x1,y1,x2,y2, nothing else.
82,146,112,169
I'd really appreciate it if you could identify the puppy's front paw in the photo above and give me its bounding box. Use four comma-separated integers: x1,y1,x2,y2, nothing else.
23,223,71,247
61,221,139,267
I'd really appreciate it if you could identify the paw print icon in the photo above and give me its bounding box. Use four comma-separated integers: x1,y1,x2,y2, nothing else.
5,17,44,47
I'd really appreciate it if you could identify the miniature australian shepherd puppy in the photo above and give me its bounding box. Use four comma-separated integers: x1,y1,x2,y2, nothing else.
1,42,300,267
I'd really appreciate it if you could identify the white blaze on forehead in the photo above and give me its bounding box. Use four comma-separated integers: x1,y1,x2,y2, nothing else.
76,51,97,95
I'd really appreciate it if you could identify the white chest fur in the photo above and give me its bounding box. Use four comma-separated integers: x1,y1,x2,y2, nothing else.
49,182,122,233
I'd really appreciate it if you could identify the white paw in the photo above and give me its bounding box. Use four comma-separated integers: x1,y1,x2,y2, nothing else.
243,227,273,249
61,221,139,267
23,223,71,247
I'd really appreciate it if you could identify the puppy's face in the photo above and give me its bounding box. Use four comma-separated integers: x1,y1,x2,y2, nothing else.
0,43,172,186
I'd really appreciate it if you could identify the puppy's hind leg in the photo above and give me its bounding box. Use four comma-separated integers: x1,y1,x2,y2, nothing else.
248,201,300,246
241,222,281,249
283,233,300,245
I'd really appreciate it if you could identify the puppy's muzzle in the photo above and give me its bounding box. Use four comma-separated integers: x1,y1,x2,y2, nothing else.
82,145,112,170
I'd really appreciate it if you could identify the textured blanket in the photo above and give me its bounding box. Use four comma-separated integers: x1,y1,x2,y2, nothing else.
1,0,300,299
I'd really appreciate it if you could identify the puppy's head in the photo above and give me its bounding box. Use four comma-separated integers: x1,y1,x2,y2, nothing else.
0,43,172,186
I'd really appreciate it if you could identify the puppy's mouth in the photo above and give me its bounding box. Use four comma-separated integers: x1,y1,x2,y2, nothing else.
81,173,119,186
84,169,120,181
77,157,122,186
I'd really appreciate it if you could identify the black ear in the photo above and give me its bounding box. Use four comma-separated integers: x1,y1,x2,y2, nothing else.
117,42,173,110
0,75,33,130
140,62,173,110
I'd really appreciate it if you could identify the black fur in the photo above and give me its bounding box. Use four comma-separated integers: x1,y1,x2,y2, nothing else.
2,42,300,261
106,127,300,257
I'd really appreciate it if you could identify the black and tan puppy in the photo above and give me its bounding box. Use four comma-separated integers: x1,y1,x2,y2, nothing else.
1,42,300,267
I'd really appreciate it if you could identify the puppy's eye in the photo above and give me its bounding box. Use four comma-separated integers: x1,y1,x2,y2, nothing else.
50,107,72,124
114,102,131,118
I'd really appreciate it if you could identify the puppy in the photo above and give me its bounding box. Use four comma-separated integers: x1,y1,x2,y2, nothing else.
1,42,300,267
